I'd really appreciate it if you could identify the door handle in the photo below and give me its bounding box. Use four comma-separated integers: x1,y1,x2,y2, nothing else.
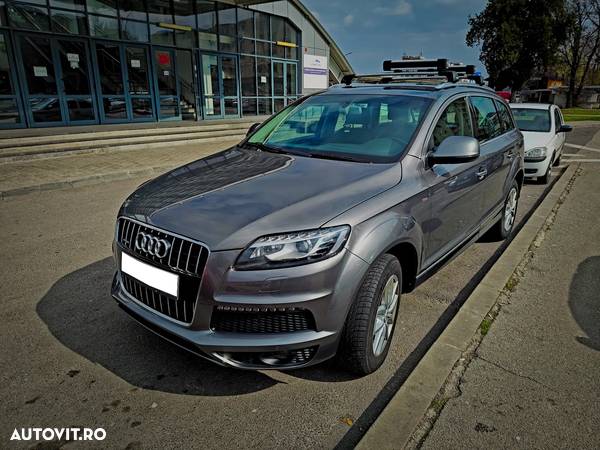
476,167,487,180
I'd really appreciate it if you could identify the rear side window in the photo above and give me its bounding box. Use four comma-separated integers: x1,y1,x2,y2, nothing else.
431,97,473,148
470,96,502,142
495,99,515,132
553,108,562,131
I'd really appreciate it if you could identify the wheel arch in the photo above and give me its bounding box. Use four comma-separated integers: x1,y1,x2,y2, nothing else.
386,241,419,293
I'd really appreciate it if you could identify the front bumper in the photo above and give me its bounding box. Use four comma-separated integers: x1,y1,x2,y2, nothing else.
524,156,551,178
112,244,369,370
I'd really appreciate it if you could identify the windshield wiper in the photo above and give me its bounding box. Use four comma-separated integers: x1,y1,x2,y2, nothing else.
242,142,312,157
305,151,368,163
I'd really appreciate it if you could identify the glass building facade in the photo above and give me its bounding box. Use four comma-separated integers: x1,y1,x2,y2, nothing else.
0,0,303,128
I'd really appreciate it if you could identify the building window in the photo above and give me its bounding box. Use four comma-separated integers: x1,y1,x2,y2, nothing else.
89,14,118,39
255,11,268,40
256,57,271,97
237,7,253,38
119,0,146,21
121,18,148,42
240,55,256,96
7,3,50,31
50,0,85,11
217,3,236,53
51,9,86,34
86,0,116,16
196,0,216,51
150,23,174,45
147,0,172,23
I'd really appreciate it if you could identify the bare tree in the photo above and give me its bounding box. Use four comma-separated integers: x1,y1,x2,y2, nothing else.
560,0,600,107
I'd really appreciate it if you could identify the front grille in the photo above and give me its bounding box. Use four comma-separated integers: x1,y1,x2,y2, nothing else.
117,217,209,324
525,168,537,174
117,217,209,277
121,273,199,323
211,308,316,333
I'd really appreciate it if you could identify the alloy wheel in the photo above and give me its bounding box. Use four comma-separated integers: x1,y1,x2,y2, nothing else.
504,187,518,232
372,274,400,357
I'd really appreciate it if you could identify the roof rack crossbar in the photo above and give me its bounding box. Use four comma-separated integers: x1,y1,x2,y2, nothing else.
341,59,483,86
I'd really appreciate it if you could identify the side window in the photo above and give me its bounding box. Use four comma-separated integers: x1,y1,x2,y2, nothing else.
495,99,514,132
553,108,562,131
470,96,502,142
431,97,473,148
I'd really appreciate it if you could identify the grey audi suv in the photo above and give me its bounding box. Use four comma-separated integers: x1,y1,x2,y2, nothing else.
112,74,524,374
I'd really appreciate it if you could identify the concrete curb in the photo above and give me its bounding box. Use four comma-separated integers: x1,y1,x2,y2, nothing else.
356,164,580,450
0,165,172,199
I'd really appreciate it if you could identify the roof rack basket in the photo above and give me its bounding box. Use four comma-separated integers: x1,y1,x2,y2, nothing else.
342,58,484,86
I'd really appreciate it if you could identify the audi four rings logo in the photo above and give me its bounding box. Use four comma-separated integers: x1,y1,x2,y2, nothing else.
135,232,171,258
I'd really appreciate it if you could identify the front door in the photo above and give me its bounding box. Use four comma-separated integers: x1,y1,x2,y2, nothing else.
153,48,180,120
200,53,239,119
272,60,297,113
422,96,484,268
94,42,154,123
17,34,97,126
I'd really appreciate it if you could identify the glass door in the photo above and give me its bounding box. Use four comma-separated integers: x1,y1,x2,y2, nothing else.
200,53,239,119
221,55,239,117
0,32,25,128
17,34,63,126
126,46,154,121
17,34,97,126
272,60,297,114
153,48,180,120
94,42,155,123
201,54,221,118
56,38,97,124
95,42,127,122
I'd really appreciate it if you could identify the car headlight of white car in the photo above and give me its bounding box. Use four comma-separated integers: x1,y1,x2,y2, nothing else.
525,147,547,161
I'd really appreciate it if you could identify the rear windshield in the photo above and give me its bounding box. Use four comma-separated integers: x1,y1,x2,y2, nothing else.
511,108,551,132
248,94,433,163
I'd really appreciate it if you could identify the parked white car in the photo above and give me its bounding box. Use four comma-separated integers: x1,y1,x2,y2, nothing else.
509,103,572,183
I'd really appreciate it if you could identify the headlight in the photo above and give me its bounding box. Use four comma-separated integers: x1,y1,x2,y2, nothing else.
525,147,547,158
235,225,350,270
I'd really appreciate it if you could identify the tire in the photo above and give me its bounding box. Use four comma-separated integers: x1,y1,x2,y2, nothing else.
487,180,520,241
553,153,561,167
337,254,402,375
538,158,552,184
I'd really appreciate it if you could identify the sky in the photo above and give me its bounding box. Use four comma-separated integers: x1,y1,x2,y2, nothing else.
302,0,488,76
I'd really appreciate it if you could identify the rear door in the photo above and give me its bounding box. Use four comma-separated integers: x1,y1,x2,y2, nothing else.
470,96,513,224
553,106,566,158
421,96,483,268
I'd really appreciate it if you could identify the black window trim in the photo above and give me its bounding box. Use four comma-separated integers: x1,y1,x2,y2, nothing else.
494,98,516,134
428,94,475,151
467,94,505,144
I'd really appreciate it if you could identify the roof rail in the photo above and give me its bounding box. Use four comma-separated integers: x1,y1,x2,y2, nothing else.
342,58,485,86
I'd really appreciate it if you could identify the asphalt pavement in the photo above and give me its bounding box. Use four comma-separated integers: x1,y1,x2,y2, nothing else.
0,125,597,449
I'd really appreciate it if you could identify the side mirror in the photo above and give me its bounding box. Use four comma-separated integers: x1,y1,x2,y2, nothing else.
246,122,261,136
429,136,480,165
557,124,573,133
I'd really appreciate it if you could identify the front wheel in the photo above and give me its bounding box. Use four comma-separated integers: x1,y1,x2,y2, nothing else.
487,181,519,241
337,254,402,375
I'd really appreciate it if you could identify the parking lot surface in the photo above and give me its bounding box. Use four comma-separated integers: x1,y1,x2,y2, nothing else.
0,126,597,449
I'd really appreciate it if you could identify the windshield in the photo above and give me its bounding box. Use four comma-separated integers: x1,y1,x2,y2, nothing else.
247,94,433,163
511,108,551,132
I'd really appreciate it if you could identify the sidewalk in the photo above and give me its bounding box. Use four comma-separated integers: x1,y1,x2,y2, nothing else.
0,138,240,197
421,162,600,449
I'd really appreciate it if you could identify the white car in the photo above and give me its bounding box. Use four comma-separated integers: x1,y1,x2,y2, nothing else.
510,103,572,183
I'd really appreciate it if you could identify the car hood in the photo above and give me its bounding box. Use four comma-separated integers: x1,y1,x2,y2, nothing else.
521,131,552,151
121,146,401,250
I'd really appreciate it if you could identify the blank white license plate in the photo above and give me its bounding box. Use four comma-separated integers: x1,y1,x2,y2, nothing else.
121,253,179,297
